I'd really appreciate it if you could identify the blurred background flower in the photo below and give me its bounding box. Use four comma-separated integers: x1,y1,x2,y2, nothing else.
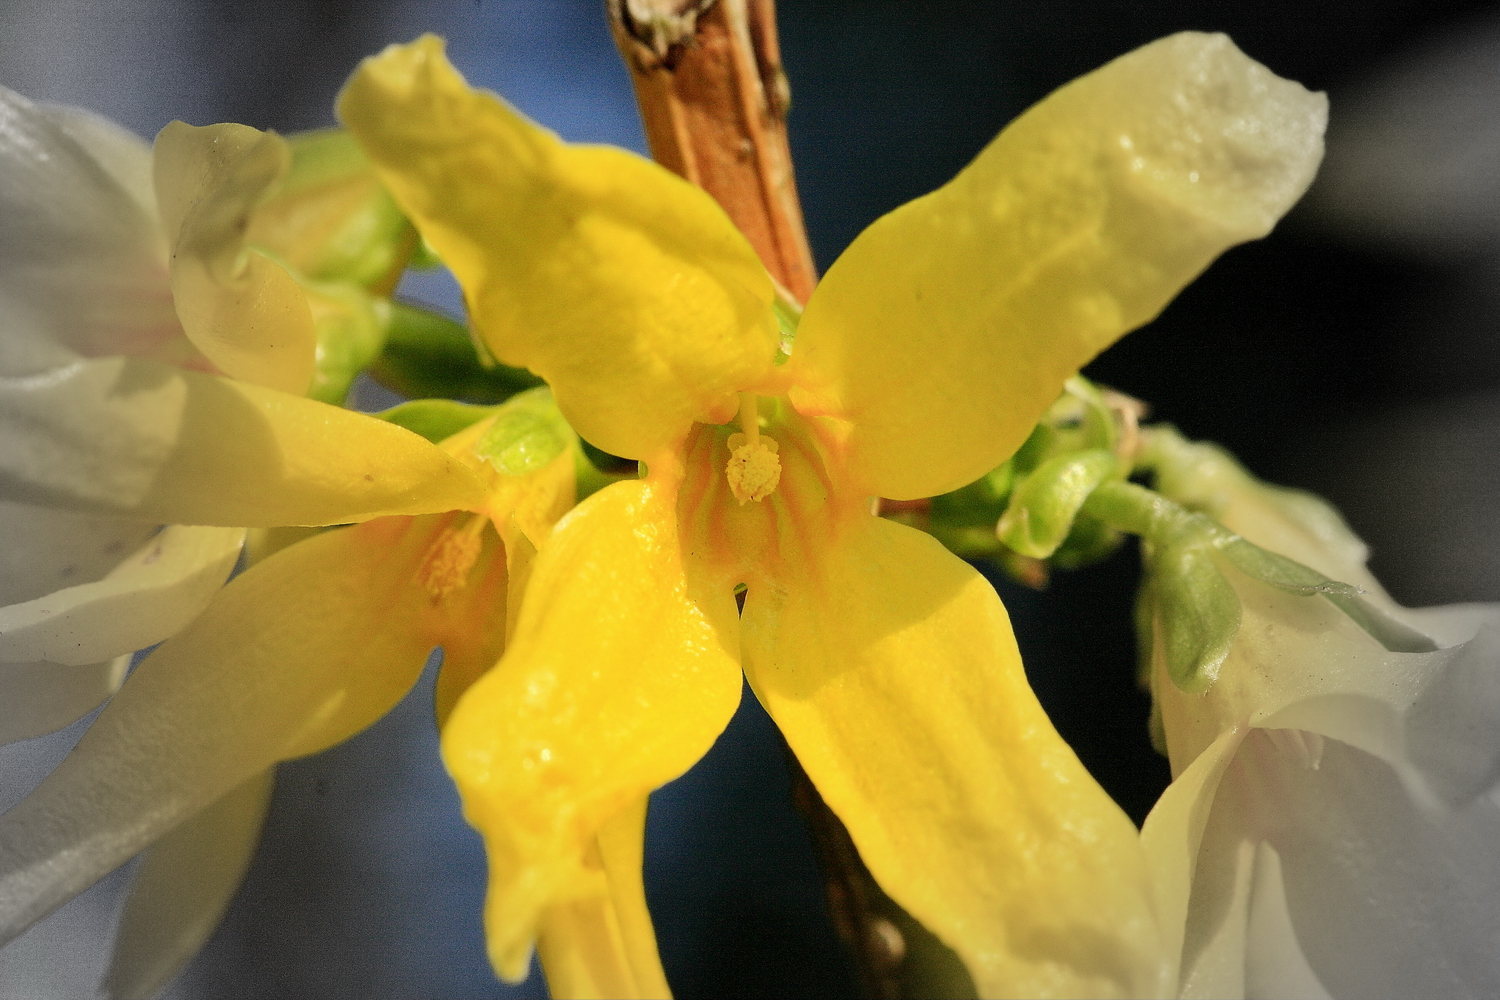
1,1,1497,997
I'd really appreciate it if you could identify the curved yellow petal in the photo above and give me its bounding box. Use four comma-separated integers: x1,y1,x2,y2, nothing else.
740,514,1166,997
337,36,778,460
0,356,486,526
442,478,741,982
789,33,1327,500
537,798,672,1000
154,121,316,394
0,512,478,944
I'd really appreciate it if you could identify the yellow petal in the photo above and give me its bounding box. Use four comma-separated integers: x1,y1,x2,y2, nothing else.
537,798,672,1000
154,121,316,394
337,36,778,460
432,391,582,725
441,478,741,982
740,514,1166,997
0,511,504,945
789,33,1327,500
0,356,486,526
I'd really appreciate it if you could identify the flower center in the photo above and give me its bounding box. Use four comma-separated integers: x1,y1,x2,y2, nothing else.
725,393,781,504
419,513,488,598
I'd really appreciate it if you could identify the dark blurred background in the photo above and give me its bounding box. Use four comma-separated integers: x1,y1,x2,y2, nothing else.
2,1,1498,997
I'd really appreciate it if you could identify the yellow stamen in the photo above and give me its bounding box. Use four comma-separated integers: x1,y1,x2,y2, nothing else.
419,514,489,598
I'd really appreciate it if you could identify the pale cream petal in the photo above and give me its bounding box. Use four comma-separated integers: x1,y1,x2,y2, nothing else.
102,770,274,1000
0,356,486,526
0,500,156,607
0,86,179,375
0,655,129,745
0,525,243,666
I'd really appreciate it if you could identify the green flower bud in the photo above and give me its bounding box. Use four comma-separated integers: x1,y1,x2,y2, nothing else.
474,389,573,477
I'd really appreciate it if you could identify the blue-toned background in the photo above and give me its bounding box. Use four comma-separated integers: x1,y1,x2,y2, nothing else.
2,1,1498,996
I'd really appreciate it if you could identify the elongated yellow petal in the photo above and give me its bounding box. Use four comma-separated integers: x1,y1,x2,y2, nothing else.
338,36,778,460
537,799,672,1000
0,513,485,944
442,478,741,983
740,514,1166,997
790,33,1327,500
0,356,485,526
153,121,316,394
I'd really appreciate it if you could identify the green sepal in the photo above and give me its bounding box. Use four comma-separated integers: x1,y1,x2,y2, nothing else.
996,449,1119,558
370,301,543,403
1216,537,1361,597
473,389,573,476
1325,593,1440,654
1150,540,1242,693
1050,513,1125,570
375,398,495,443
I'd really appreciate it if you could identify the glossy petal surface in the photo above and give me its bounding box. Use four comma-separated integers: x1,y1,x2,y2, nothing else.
740,514,1165,997
442,479,742,982
338,36,778,459
790,32,1327,499
0,356,484,526
0,514,482,944
0,525,243,666
154,121,316,394
102,770,274,1000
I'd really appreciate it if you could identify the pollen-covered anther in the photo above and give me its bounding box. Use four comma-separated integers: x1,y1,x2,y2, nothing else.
419,515,487,598
725,432,781,504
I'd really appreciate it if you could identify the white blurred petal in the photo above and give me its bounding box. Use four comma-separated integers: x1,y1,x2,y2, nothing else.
0,86,180,373
0,357,187,512
0,655,128,745
0,499,156,607
1243,842,1331,1000
102,769,273,1000
0,524,243,666
1225,730,1500,998
36,102,156,223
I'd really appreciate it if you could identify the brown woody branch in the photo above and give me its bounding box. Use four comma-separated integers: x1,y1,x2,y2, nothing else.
606,0,817,304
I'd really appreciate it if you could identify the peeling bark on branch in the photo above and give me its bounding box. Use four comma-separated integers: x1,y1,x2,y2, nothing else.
607,0,817,304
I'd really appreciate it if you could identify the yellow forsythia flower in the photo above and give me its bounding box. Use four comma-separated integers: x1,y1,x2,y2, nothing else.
335,32,1326,998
